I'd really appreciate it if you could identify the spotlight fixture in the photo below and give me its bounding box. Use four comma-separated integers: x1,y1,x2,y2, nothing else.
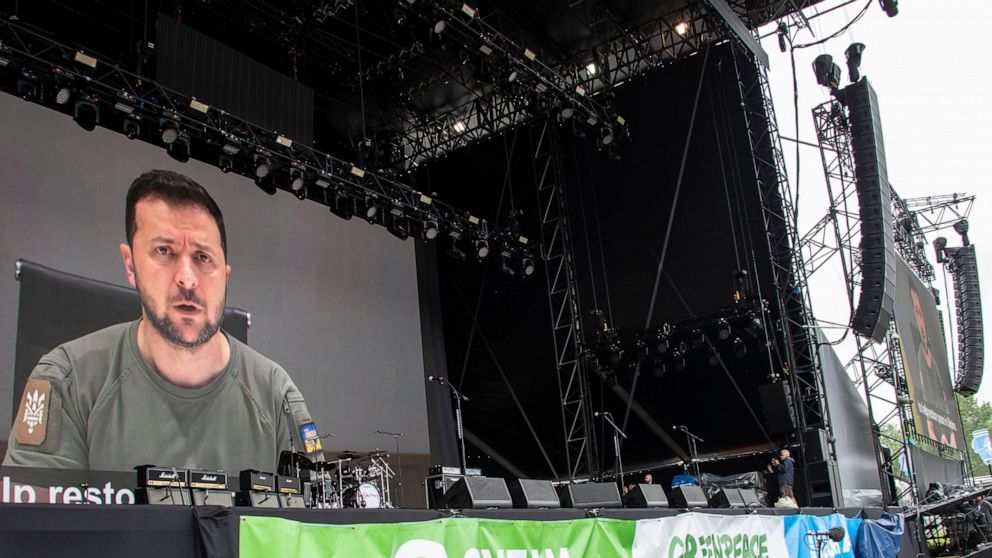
421,219,439,241
123,118,140,140
670,350,685,373
364,197,380,223
291,177,306,200
433,20,447,34
473,238,490,259
167,136,190,163
600,127,615,146
388,213,410,240
845,43,866,83
73,98,99,131
329,190,354,221
452,119,467,133
812,55,842,90
500,250,516,277
218,154,234,173
707,347,720,367
254,155,271,179
690,329,705,349
561,106,575,119
446,231,467,261
716,318,731,340
16,74,40,101
674,21,689,36
954,219,971,246
585,62,597,75
159,119,180,144
653,333,669,354
55,87,72,105
522,257,535,276
732,338,747,360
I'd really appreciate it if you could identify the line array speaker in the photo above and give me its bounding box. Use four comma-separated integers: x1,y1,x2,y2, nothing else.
947,245,984,395
806,460,843,507
845,78,896,343
759,381,798,435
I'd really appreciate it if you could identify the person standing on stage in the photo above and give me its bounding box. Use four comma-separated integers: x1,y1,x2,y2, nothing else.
768,449,796,502
4,170,324,474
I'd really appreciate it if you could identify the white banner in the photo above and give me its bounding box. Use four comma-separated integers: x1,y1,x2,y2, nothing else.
632,512,788,558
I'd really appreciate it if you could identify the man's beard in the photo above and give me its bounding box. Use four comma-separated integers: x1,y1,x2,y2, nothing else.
135,274,225,351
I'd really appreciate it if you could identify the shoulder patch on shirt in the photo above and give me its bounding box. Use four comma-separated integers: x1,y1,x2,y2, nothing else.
15,379,53,446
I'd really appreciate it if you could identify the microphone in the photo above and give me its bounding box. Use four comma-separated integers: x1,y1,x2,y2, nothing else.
811,527,845,542
427,375,446,383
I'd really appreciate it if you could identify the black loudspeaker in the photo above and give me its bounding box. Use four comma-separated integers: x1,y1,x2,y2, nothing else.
759,382,797,435
507,479,560,509
622,484,668,508
709,488,746,509
439,476,513,509
669,485,708,509
947,245,984,395
557,482,622,509
806,460,843,507
803,428,831,462
845,78,896,343
739,488,762,507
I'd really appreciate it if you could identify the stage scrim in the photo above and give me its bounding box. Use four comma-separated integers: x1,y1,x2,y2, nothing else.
892,256,963,448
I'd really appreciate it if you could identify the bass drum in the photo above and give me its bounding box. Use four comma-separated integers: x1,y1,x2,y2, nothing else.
343,482,382,508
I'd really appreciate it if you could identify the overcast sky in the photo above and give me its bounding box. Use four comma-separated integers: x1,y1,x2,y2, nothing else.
758,1,992,406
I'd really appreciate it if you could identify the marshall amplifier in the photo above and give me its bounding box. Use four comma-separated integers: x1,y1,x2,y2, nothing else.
189,469,233,507
135,465,188,488
237,470,279,508
276,475,306,508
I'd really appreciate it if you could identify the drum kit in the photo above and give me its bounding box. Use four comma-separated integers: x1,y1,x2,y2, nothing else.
279,449,396,509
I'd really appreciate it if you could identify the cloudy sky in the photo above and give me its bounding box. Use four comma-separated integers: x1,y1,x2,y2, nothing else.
758,1,991,407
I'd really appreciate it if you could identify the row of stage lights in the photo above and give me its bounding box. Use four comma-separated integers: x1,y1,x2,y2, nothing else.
588,299,769,382
0,24,537,277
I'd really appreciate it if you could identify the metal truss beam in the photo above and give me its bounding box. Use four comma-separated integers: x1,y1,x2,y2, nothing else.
533,121,598,480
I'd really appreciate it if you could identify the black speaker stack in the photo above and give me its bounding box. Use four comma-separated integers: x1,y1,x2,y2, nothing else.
845,78,896,343
758,381,798,435
801,428,843,507
946,245,984,395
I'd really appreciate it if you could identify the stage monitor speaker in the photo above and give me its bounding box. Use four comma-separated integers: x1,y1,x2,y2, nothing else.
709,488,746,509
947,245,984,395
803,428,831,462
739,488,762,507
557,482,622,509
669,485,708,509
845,78,896,343
507,479,560,509
622,484,668,508
806,460,843,507
439,476,513,509
759,381,797,435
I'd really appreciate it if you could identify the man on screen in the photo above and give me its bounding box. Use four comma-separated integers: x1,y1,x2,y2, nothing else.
4,170,324,473
908,285,958,449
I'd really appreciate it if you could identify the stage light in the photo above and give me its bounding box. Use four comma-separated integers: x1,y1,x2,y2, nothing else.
716,318,731,340
460,3,477,18
160,119,179,144
0,55,9,68
474,238,490,259
732,338,747,360
670,350,685,373
254,155,271,178
507,70,519,83
453,119,467,133
16,75,40,102
434,20,447,34
653,333,669,354
651,358,666,379
812,55,842,90
365,197,380,223
291,176,306,200
55,87,72,105
167,136,190,163
561,106,575,119
218,154,234,173
690,329,705,349
522,257,535,276
600,127,615,146
674,21,689,36
845,43,866,83
500,251,516,277
329,190,354,221
422,219,439,241
446,232,467,261
123,118,140,140
388,214,410,241
954,219,970,245
585,62,597,76
254,174,277,196
880,0,898,17
934,237,948,264
478,44,493,56
72,98,99,131
707,348,719,367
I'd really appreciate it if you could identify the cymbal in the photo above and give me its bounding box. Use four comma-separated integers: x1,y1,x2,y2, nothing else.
337,450,388,460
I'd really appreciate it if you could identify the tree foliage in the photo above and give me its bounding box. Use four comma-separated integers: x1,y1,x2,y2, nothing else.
957,394,992,475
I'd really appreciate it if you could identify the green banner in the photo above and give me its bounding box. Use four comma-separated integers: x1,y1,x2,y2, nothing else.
239,516,637,558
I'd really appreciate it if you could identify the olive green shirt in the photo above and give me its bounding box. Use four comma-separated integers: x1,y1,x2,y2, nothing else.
4,320,320,474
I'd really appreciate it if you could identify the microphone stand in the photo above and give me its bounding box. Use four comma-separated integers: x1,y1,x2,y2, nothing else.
377,429,406,508
599,413,628,491
437,379,470,476
677,426,704,477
